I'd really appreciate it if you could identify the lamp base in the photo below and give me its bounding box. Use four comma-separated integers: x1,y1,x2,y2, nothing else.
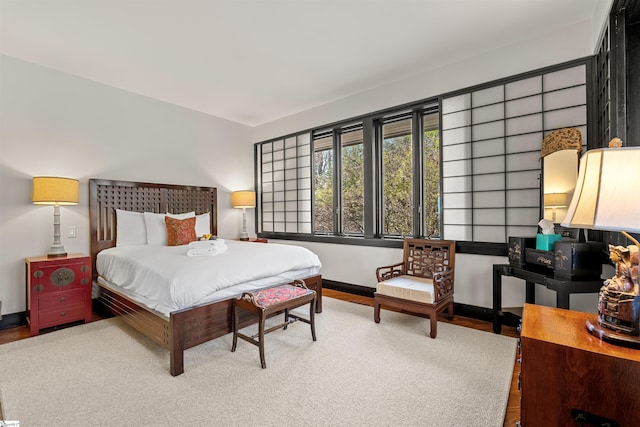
586,318,640,348
47,245,67,258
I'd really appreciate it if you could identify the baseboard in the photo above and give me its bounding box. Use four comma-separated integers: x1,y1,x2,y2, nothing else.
322,279,520,327
0,312,25,331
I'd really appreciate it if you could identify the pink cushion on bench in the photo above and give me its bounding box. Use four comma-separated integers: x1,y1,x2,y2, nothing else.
254,284,313,307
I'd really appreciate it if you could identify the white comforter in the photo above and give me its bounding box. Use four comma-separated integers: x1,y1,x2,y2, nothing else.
96,240,321,314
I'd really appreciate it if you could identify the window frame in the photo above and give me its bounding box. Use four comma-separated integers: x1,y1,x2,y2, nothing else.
255,57,594,255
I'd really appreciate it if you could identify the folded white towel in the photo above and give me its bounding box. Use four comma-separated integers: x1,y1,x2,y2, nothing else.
188,239,226,248
187,243,228,257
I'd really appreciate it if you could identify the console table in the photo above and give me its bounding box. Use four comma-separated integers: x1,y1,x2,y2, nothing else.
492,264,603,333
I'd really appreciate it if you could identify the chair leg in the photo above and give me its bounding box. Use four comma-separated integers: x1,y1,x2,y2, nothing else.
231,301,239,352
310,297,317,341
429,310,438,339
374,300,381,323
447,302,454,320
259,314,267,369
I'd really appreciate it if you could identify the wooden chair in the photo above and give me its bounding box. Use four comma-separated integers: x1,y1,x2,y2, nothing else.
374,239,455,338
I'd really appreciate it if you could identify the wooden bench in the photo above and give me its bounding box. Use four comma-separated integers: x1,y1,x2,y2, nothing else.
231,280,317,368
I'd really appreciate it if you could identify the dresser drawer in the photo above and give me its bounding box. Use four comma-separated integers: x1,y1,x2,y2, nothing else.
28,257,91,294
38,290,87,311
38,304,87,329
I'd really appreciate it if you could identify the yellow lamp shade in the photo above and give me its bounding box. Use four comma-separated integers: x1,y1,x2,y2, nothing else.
231,191,256,208
32,177,79,205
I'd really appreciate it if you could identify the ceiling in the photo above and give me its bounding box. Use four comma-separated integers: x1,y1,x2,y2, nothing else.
1,0,604,127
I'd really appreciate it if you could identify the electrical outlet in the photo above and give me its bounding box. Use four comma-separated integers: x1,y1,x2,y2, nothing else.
67,226,77,238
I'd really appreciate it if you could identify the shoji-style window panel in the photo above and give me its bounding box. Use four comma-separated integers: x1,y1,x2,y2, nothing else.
259,133,312,234
441,63,587,243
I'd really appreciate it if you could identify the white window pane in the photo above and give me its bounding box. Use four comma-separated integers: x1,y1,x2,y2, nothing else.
273,160,284,171
262,212,273,222
285,191,297,201
297,133,310,147
474,191,505,208
285,137,296,148
473,138,504,157
274,181,285,192
473,103,504,124
543,65,586,92
443,192,472,209
300,223,312,233
262,142,273,153
506,152,540,172
473,121,504,140
285,147,296,159
298,156,311,167
286,222,297,232
262,193,273,203
473,172,505,191
274,223,285,232
273,192,285,202
298,167,311,178
473,85,504,107
543,86,586,111
285,169,297,180
274,212,285,221
506,132,543,154
507,208,540,225
299,211,312,222
298,200,311,211
442,94,471,114
298,189,311,200
273,170,285,181
273,139,284,151
442,159,472,177
273,202,285,211
262,182,273,193
442,142,471,161
506,189,539,207
262,202,273,212
442,126,471,145
474,226,505,243
262,152,272,163
262,162,272,173
443,176,472,193
262,223,273,232
284,158,296,169
443,209,472,224
473,157,505,175
544,106,587,130
442,109,471,130
505,95,542,118
505,76,542,100
506,170,540,190
505,113,542,136
299,177,311,188
286,212,297,222
273,149,284,161
443,225,472,241
474,209,505,225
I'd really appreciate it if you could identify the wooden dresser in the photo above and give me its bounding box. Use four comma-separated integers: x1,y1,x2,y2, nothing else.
26,254,92,336
520,303,640,426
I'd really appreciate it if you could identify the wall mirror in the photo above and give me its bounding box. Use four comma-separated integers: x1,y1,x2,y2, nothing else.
540,128,582,223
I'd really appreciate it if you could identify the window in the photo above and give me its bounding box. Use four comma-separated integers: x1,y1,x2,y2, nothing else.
256,59,590,250
381,115,413,237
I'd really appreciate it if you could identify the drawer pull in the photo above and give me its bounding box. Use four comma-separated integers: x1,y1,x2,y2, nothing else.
60,311,66,317
60,297,65,303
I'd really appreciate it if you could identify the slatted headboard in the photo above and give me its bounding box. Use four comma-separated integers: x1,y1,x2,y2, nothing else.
89,179,218,280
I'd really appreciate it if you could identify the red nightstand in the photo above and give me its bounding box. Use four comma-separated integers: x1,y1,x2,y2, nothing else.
25,254,92,336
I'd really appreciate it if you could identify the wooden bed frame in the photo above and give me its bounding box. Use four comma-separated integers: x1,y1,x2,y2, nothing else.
89,179,322,376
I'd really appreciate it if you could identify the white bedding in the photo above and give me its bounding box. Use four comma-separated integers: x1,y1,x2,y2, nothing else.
96,240,321,316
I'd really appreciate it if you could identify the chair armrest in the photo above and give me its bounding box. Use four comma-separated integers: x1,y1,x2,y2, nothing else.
432,269,454,301
376,262,405,282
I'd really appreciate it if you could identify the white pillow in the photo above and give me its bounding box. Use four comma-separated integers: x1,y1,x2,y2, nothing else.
116,209,147,246
196,212,211,236
144,212,168,245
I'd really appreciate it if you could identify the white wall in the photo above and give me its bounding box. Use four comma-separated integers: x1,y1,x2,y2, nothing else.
0,55,254,316
255,19,607,313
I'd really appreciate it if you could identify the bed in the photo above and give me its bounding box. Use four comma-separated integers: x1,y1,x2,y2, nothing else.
89,178,322,376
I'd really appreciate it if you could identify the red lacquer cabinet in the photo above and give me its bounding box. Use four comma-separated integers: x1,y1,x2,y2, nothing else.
26,254,92,336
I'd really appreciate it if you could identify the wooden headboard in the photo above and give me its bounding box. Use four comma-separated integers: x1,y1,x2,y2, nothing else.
89,179,218,280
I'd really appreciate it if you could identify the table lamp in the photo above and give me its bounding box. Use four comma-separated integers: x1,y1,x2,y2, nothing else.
231,191,256,241
544,192,569,222
561,145,640,345
32,176,79,257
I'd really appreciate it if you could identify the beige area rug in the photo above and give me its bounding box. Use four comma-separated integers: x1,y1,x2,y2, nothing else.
0,298,516,427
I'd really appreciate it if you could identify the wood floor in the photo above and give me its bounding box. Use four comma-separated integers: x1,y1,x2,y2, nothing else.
0,290,520,426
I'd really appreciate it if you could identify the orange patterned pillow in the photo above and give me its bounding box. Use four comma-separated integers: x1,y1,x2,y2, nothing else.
165,216,196,246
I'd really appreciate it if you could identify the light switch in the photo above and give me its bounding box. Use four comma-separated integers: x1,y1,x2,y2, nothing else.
67,226,77,238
